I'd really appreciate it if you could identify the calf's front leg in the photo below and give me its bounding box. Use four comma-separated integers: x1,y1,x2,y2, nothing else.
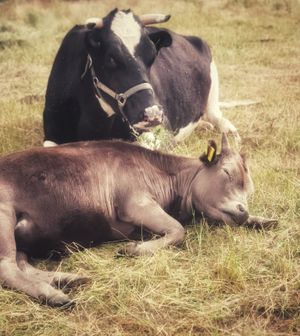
118,196,185,256
16,252,90,290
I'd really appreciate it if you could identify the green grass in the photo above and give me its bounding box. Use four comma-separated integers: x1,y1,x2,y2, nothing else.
0,0,300,335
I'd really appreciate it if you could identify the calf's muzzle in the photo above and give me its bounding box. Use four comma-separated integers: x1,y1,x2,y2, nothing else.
224,203,249,225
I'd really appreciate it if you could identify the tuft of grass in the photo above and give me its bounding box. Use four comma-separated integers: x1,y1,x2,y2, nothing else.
0,0,299,335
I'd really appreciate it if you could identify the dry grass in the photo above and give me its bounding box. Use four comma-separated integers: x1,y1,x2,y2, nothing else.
0,0,300,335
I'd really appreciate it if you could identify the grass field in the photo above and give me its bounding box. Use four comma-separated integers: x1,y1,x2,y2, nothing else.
0,0,299,335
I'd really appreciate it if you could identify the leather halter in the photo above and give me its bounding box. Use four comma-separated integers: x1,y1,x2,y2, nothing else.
81,54,154,136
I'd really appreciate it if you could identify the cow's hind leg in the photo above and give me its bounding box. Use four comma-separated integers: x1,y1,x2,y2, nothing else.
118,197,185,256
0,205,73,307
16,252,90,290
204,60,240,143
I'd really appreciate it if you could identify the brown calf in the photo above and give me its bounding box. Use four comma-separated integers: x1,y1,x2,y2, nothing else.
0,134,276,306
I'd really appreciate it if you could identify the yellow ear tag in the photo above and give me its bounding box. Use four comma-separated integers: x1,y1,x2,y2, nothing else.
207,145,215,162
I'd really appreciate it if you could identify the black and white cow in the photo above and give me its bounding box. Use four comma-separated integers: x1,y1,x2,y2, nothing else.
43,9,239,147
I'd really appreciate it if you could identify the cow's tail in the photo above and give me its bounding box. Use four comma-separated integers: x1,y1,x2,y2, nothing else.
219,100,260,109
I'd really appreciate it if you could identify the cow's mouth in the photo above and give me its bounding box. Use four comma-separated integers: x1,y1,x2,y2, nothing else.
132,105,164,132
133,119,162,132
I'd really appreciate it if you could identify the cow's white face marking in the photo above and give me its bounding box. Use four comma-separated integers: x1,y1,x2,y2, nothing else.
43,140,58,147
111,11,141,57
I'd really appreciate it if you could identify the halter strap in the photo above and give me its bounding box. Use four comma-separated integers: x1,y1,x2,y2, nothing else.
81,54,154,137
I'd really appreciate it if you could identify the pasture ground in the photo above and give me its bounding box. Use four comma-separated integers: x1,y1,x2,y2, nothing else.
0,0,299,335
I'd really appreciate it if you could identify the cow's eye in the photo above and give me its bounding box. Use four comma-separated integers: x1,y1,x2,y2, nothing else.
107,56,117,68
223,169,233,181
145,50,156,66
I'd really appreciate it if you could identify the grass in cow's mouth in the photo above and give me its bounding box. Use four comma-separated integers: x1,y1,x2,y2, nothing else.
0,0,299,335
137,125,174,150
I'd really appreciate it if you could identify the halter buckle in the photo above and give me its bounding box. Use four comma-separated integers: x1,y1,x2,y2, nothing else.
116,93,127,107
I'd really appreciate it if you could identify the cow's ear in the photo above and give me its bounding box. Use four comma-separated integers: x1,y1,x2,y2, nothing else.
86,28,102,50
148,30,172,51
199,140,219,166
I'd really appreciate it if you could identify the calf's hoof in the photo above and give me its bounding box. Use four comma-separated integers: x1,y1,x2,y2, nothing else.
246,216,278,230
53,274,91,290
39,291,75,309
116,242,140,257
116,242,156,257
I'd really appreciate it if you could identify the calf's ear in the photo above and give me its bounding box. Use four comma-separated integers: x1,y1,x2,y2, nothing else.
221,133,231,153
200,140,218,166
86,28,102,50
148,30,172,51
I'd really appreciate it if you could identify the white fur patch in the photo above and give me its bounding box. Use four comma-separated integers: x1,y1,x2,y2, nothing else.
205,60,222,122
43,140,58,147
205,60,240,143
111,11,141,57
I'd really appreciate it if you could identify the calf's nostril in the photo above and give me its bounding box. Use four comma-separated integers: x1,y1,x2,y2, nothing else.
237,204,245,213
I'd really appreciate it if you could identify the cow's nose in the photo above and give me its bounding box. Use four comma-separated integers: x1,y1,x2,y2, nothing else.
144,105,163,124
